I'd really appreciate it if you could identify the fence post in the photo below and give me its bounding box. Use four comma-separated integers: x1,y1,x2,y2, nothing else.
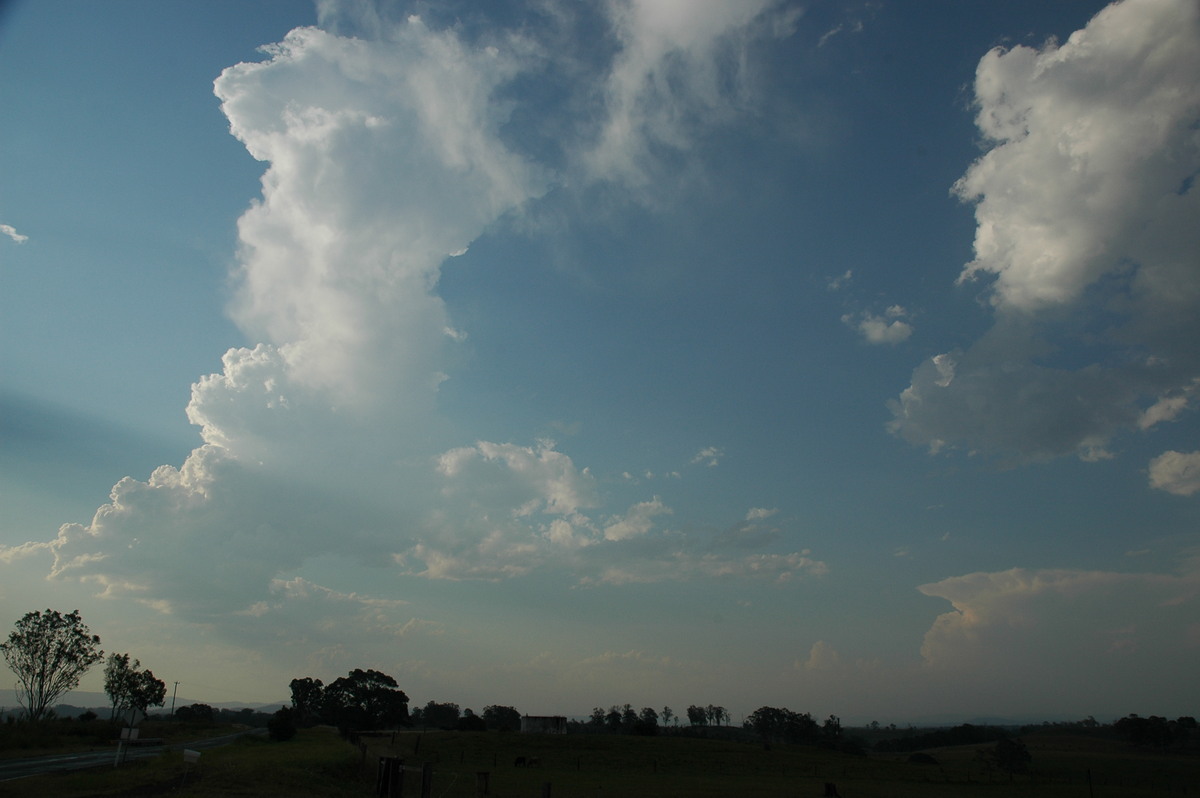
541,782,552,798
376,757,388,796
420,762,434,798
476,771,490,797
377,757,404,798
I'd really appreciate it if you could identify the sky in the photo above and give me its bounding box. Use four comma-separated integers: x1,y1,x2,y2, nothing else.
1,0,1198,725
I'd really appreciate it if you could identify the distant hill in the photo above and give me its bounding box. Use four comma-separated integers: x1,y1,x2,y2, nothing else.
0,690,287,717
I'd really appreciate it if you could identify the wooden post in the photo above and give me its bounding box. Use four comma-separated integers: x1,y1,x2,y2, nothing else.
475,771,490,797
375,758,387,797
420,762,434,798
541,782,552,798
377,757,404,798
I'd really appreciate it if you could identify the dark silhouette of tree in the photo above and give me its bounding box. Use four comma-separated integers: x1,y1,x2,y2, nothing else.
105,653,160,720
1,609,103,722
268,706,297,741
456,708,487,731
126,667,166,718
745,706,821,745
175,703,214,723
289,677,324,726
605,705,623,732
634,706,659,736
321,669,408,733
588,706,606,728
419,700,460,729
1114,714,1190,749
661,706,674,726
687,704,707,726
482,705,521,731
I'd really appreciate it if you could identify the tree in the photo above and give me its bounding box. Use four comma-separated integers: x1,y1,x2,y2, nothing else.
661,706,674,727
705,705,728,727
420,701,460,730
289,677,324,726
105,653,165,723
175,703,213,723
103,653,138,719
745,706,821,745
456,708,487,732
321,669,408,732
635,707,659,736
126,668,167,717
687,704,707,726
482,704,522,731
268,706,297,741
1,609,103,722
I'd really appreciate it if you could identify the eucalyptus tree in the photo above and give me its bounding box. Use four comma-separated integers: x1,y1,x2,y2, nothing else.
1,609,102,722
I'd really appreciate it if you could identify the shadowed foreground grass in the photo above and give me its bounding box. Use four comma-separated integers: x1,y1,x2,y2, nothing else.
6,726,1199,797
3,728,364,797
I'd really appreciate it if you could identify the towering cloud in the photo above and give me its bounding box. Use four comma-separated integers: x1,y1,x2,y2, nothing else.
28,2,819,643
890,0,1200,464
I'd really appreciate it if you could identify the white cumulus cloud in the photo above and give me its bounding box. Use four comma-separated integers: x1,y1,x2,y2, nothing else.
844,305,913,345
915,564,1200,708
891,0,1200,464
1148,450,1200,496
0,223,27,243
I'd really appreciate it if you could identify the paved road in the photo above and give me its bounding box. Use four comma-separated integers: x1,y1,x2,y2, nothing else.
0,728,266,781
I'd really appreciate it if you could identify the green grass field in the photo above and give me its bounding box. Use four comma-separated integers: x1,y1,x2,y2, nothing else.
5,725,1198,797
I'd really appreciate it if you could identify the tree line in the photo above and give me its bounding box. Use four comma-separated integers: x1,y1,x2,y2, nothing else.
6,608,1194,762
0,609,166,726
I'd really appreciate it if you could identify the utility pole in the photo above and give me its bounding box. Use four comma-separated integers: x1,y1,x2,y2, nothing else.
170,682,180,715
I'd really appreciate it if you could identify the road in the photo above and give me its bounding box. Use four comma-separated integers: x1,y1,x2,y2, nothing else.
0,728,266,781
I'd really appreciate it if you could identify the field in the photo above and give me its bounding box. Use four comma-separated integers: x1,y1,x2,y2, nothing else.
5,725,1198,797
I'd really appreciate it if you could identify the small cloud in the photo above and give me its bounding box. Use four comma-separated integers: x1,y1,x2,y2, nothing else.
448,246,468,257
817,24,844,48
603,497,672,542
1139,379,1199,429
443,326,468,342
1,223,28,244
827,269,852,290
800,640,841,671
691,446,723,467
1079,446,1114,462
1148,450,1200,496
745,507,778,521
844,307,913,345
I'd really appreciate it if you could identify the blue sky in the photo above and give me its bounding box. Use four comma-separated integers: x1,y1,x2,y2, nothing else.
2,0,1198,723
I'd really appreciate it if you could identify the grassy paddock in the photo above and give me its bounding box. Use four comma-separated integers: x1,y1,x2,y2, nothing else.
0,717,237,759
358,729,1200,798
5,725,1198,797
2,728,364,798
